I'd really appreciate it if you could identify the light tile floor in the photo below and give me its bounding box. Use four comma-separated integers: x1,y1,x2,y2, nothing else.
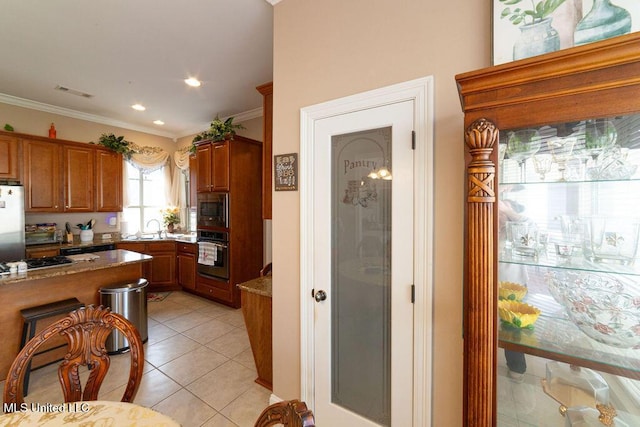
1,291,272,427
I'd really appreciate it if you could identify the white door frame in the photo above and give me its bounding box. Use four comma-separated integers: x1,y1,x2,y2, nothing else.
300,76,435,426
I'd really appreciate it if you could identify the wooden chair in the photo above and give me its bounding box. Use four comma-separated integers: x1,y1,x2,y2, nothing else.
3,305,144,410
254,399,315,427
260,262,272,277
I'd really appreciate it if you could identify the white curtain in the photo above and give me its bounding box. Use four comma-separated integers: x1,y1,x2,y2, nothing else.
126,143,172,205
127,143,170,173
171,147,191,228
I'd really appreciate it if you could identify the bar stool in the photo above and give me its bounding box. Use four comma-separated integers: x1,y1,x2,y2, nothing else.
19,298,85,396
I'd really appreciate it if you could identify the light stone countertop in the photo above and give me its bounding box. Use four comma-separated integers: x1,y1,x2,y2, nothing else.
237,275,272,298
27,234,197,253
0,250,152,286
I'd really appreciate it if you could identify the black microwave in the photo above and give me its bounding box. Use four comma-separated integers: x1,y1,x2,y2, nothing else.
197,192,229,229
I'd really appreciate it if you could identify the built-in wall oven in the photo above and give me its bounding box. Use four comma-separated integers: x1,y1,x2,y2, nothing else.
197,192,229,229
197,230,229,280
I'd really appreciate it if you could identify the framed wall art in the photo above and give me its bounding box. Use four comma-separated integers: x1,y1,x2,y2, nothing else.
493,0,640,65
274,153,298,191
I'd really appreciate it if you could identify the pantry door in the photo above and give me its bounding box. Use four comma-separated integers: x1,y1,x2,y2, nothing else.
301,77,433,427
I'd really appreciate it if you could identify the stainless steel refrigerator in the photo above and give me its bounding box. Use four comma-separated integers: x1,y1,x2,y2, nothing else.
0,185,25,262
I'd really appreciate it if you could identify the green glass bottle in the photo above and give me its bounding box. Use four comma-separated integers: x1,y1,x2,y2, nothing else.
574,0,631,46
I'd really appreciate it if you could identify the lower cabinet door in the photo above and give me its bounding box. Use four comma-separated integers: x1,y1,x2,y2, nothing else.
177,253,196,290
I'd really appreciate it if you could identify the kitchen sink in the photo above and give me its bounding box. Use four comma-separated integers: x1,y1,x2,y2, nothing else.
124,234,163,241
123,233,193,241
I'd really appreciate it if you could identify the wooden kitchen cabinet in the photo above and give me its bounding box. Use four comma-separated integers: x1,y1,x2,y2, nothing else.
25,246,60,258
177,242,196,290
0,133,19,180
211,142,229,191
23,139,62,212
196,141,229,192
196,143,212,192
146,247,176,291
257,82,273,219
63,144,94,212
196,274,234,303
189,155,197,208
456,34,640,426
21,134,122,213
95,149,123,211
193,135,263,307
116,241,178,292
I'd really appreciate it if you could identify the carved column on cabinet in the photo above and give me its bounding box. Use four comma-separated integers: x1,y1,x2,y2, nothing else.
464,118,498,427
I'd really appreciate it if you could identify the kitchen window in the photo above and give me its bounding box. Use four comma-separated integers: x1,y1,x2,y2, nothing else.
122,162,168,235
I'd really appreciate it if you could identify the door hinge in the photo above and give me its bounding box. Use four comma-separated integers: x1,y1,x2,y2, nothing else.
411,284,415,304
411,130,416,150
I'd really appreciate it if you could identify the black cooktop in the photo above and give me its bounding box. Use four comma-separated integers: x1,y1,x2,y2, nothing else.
25,255,73,270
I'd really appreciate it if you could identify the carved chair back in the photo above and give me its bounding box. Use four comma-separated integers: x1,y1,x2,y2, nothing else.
3,305,144,409
254,399,315,427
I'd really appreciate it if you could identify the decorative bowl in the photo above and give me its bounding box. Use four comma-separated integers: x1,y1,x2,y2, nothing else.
498,281,528,301
498,300,541,329
545,271,640,349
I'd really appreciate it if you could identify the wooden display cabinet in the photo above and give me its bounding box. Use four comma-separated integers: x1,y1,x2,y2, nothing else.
456,34,640,426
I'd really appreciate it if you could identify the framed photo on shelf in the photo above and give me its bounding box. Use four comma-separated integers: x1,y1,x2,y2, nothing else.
492,0,640,65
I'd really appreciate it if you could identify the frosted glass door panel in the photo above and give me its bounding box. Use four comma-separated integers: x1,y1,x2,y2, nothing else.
331,127,392,426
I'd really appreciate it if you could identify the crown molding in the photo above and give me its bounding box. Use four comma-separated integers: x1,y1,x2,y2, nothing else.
264,0,282,5
0,92,177,139
0,93,264,141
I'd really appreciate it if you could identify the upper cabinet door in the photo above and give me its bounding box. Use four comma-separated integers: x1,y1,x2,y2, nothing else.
63,144,94,212
212,142,230,191
196,143,213,192
23,139,62,212
95,149,123,212
0,134,19,180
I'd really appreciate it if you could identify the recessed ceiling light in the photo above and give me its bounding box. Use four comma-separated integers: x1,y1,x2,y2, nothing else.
131,104,146,111
184,78,201,87
153,120,165,125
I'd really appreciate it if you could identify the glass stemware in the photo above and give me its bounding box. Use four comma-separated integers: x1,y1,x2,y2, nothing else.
584,119,617,165
532,154,553,181
548,136,576,181
506,129,541,182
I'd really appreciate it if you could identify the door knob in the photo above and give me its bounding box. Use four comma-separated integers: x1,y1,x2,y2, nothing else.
314,290,327,302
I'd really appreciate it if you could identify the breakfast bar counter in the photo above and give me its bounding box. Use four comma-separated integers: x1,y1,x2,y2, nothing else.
0,250,151,378
238,274,272,390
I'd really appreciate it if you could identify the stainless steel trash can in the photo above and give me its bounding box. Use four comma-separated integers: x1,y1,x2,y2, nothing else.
99,278,148,354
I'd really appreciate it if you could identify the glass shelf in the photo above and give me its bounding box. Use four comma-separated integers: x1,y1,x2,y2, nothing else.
499,175,640,186
499,252,640,276
499,290,640,379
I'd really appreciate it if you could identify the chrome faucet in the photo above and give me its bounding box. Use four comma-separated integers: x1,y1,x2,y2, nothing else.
146,219,163,239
